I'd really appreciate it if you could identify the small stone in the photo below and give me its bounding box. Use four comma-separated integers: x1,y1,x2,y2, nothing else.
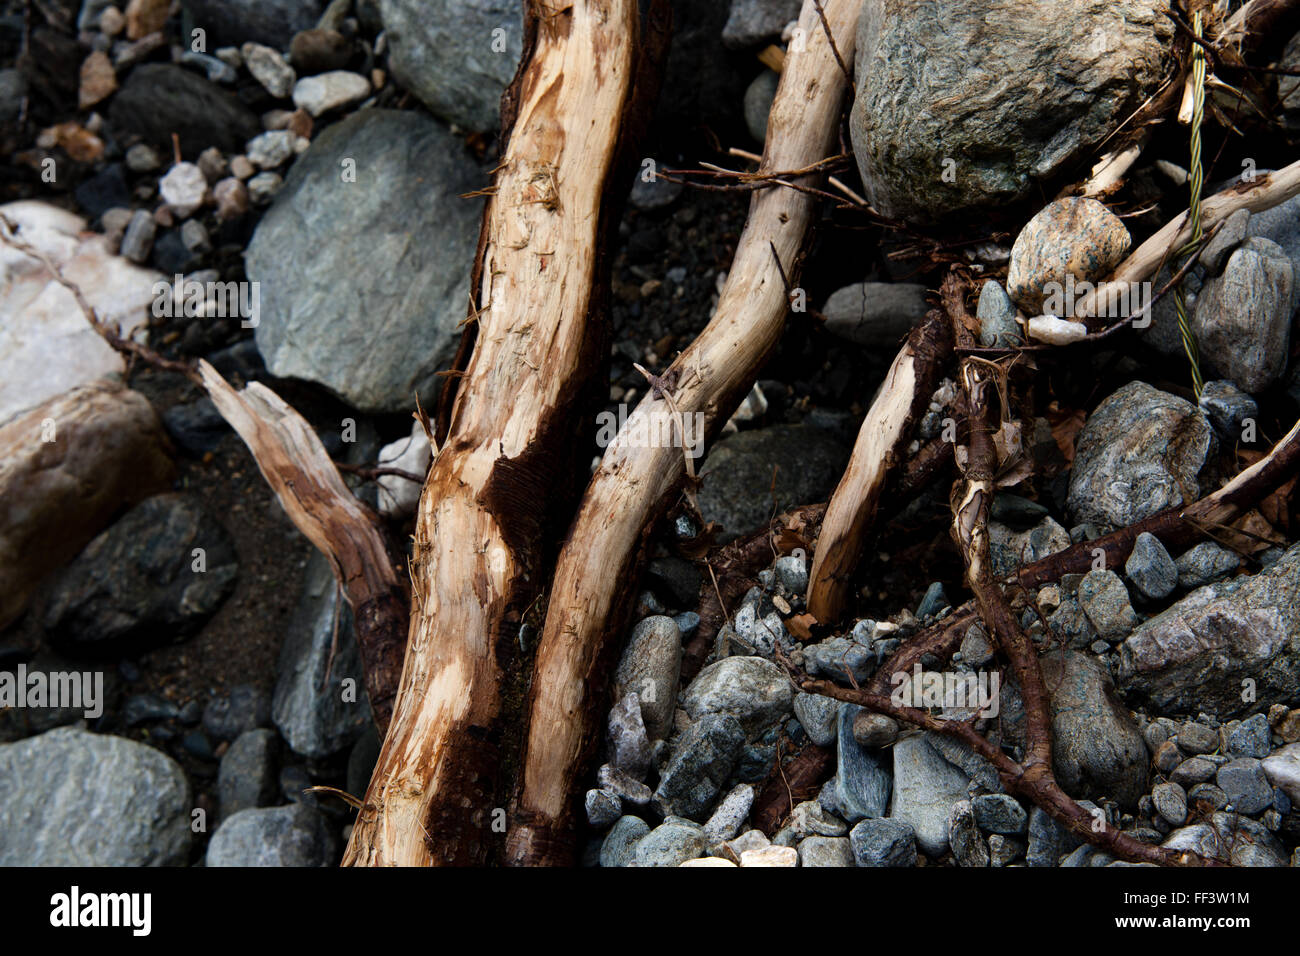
680,655,792,735
180,218,210,255
292,70,370,117
1007,197,1131,316
1152,740,1184,775
948,800,990,867
159,162,208,217
241,42,296,98
118,209,155,264
960,623,994,668
196,146,229,182
792,691,838,747
246,130,294,169
976,279,1021,347
124,143,161,172
1198,380,1259,441
584,789,622,828
1217,758,1273,815
988,834,1024,867
179,51,239,84
1078,569,1139,641
1026,315,1088,345
614,616,682,740
79,50,117,109
1152,781,1188,825
1027,806,1075,866
216,728,279,819
714,829,770,861
599,815,649,867
247,171,283,204
1262,745,1300,804
99,5,125,35
789,799,849,838
679,857,736,867
826,704,892,823
1187,783,1229,811
607,692,652,779
596,764,652,806
635,818,706,867
701,783,754,845
124,0,169,39
971,793,1027,834
773,554,808,593
915,581,949,619
849,818,916,867
229,154,256,180
1222,714,1272,759
1124,532,1177,601
820,282,930,348
290,28,354,75
653,715,744,821
739,844,797,867
797,836,855,867
1173,541,1240,590
743,69,779,142
852,712,899,748
1176,721,1218,756
212,177,249,221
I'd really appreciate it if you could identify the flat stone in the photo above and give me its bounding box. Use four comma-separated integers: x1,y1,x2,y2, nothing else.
653,714,744,821
635,818,706,867
292,70,370,116
971,793,1027,834
1152,781,1188,825
889,733,969,855
1217,758,1273,815
702,783,754,844
1174,541,1241,590
792,691,839,748
820,282,930,348
600,815,649,867
1078,569,1139,641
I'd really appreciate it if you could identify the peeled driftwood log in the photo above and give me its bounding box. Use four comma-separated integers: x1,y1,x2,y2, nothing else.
507,0,863,865
343,0,663,866
806,309,952,623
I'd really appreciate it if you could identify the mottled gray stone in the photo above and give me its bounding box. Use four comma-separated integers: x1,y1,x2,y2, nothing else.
822,705,892,824
798,835,855,867
1162,812,1288,866
972,793,1027,834
634,817,706,867
792,691,839,747
988,517,1071,578
205,804,337,866
1125,532,1178,601
849,818,917,867
1262,744,1300,804
889,733,970,855
600,815,649,867
1027,805,1076,866
1174,541,1241,590
613,616,682,740
607,692,653,779
849,0,1173,223
246,110,483,413
1066,381,1214,532
1152,781,1188,825
1193,237,1294,393
585,789,622,828
654,714,744,821
1117,543,1300,718
723,0,801,48
0,727,191,865
217,729,279,820
681,656,792,735
1198,380,1258,441
977,279,1022,347
1171,757,1217,788
1043,649,1148,807
1222,714,1272,759
1078,569,1139,641
803,635,875,684
378,0,522,132
1217,759,1273,815
949,800,990,866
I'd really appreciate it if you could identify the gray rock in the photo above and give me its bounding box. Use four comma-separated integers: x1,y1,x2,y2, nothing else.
743,69,779,143
977,279,1022,347
714,828,770,861
1245,194,1300,312
205,804,337,866
789,799,849,838
849,0,1173,223
109,63,261,156
702,783,754,844
1198,207,1251,273
634,817,706,867
889,733,970,855
654,714,744,821
379,0,522,132
1222,714,1272,759
988,834,1025,867
821,282,930,348
1162,811,1288,866
1124,532,1178,601
246,109,483,413
681,656,792,735
585,789,622,828
613,616,682,740
773,554,808,594
0,727,191,865
1117,543,1300,718
972,793,1027,834
1006,197,1131,315
1198,380,1258,442
42,493,238,655
927,732,1002,793
949,800,990,866
803,636,875,684
1042,649,1148,807
271,553,372,758
1078,569,1139,641
242,42,296,99
728,590,793,659
217,729,280,819
1026,805,1076,866
798,835,855,867
180,0,323,48
698,424,849,542
988,517,1072,578
849,818,916,867
607,692,652,779
792,692,839,747
292,70,371,116
822,705,891,824
853,712,900,749
1187,783,1229,811
597,764,652,806
203,684,271,742
723,0,801,48
1174,541,1241,590
246,130,295,170
1066,381,1214,532
119,209,156,263
1152,781,1188,825
600,815,650,867
1217,759,1273,815
1171,757,1217,788
1193,237,1294,393
1176,721,1219,756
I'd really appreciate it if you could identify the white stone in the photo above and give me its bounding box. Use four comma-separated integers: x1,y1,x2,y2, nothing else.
159,162,208,218
1262,743,1300,804
679,857,736,867
1027,315,1088,345
739,845,798,867
241,42,295,99
376,422,433,518
0,201,160,425
292,71,371,117
246,130,295,170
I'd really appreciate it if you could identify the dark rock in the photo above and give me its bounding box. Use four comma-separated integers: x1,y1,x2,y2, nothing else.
217,728,280,819
849,817,917,867
43,493,238,656
180,0,324,48
599,815,649,867
972,793,1027,834
723,0,802,49
161,397,229,454
612,616,682,740
73,163,130,221
109,64,261,156
654,714,744,821
1217,759,1273,815
205,803,338,866
203,684,271,742
820,282,930,349
1124,531,1178,601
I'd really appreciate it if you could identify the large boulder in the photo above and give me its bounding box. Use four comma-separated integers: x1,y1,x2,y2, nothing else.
1117,543,1300,718
379,0,522,133
0,727,191,865
0,382,174,630
849,0,1174,223
246,110,484,413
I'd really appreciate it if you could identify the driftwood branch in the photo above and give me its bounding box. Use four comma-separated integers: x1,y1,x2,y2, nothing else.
507,0,864,865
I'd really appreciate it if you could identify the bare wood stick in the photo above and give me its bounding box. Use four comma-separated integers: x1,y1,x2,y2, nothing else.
199,362,406,731
507,0,863,866
806,309,952,623
343,0,662,867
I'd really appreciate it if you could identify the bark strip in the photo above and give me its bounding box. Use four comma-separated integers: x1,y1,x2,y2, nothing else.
507,0,864,865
